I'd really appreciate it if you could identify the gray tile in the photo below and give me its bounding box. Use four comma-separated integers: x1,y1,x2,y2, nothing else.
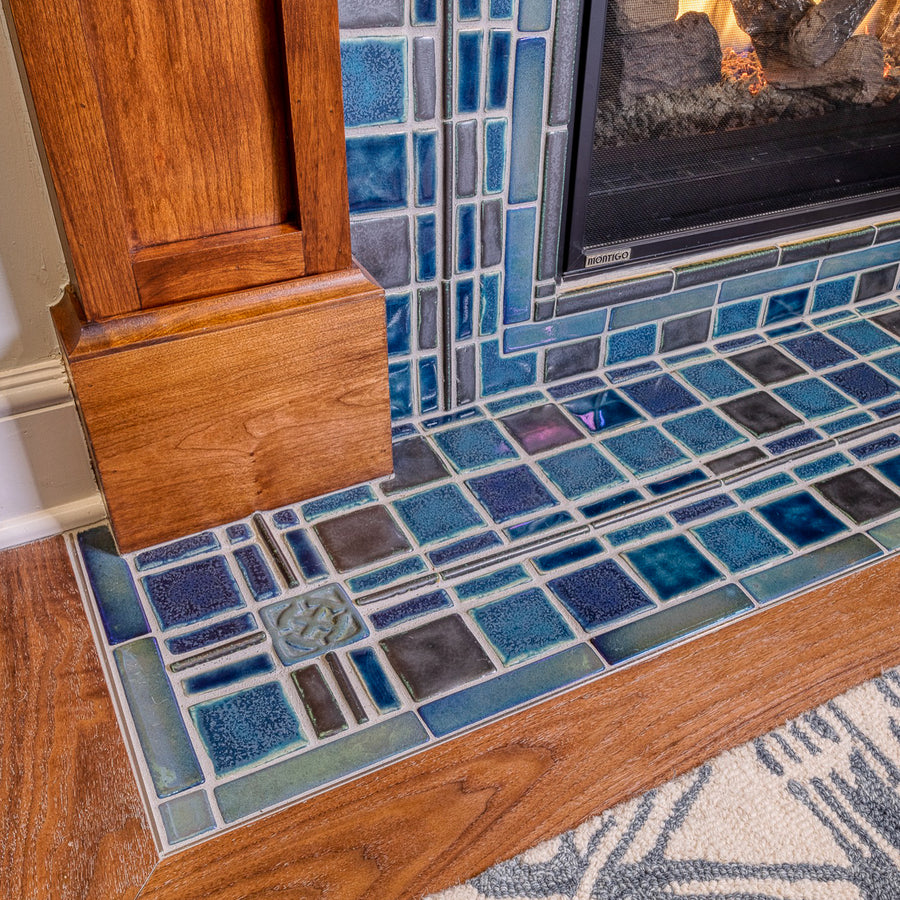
381,436,450,495
719,392,803,437
545,339,600,381
481,198,503,268
350,216,410,290
780,228,875,265
538,130,567,281
534,299,556,321
338,0,404,28
730,346,806,385
413,37,436,121
674,248,779,290
418,287,438,350
876,218,900,244
548,0,580,126
535,282,556,298
456,120,477,198
456,344,477,405
558,272,676,316
814,469,900,525
314,506,411,572
609,284,716,329
855,264,899,303
660,311,711,355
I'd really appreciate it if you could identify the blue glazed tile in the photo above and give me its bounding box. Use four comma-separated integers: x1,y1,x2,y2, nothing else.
486,32,511,110
77,526,149,646
341,38,406,127
413,0,438,24
766,322,810,338
394,483,484,544
114,639,203,797
456,280,475,340
480,341,537,395
668,348,714,365
821,411,873,434
370,590,453,630
500,403,582,453
741,534,881,603
389,360,413,419
467,465,557,522
663,408,745,456
693,512,790,573
758,492,848,547
472,588,573,664
580,489,643,518
429,531,503,565
714,298,762,337
385,293,411,357
672,494,736,524
606,284,713,330
420,644,602,737
812,276,856,312
457,31,483,113
548,376,606,400
819,240,900,279
534,538,604,572
456,564,529,600
868,516,900,550
773,378,852,419
284,530,328,582
346,134,407,213
873,350,900,381
719,261,817,302
852,435,900,459
233,545,279,602
539,444,625,499
142,557,244,631
191,682,304,776
679,360,753,399
518,0,552,30
459,0,481,19
825,364,899,403
861,298,898,313
183,653,275,696
608,516,672,548
606,324,656,365
480,272,500,335
503,207,537,324
764,288,809,326
392,423,418,438
490,0,513,16
159,791,215,845
625,535,722,601
484,119,507,193
735,472,794,500
504,510,573,539
607,361,662,384
508,38,545,203
647,469,707,496
829,320,900,356
419,357,440,412
457,204,477,273
135,532,220,571
414,132,437,206
349,648,401,712
226,524,251,544
781,333,855,370
794,452,851,480
875,398,900,417
874,453,900,489
563,389,641,432
814,309,855,325
503,309,607,352
166,614,257,656
416,213,437,282
602,426,688,476
716,335,764,353
487,390,546,413
593,585,753,665
424,408,484,428
348,557,427,593
272,509,299,529
302,486,375,522
434,419,518,471
548,559,654,631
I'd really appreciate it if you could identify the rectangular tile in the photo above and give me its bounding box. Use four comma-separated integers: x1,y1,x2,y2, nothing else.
503,207,537,324
508,37,546,204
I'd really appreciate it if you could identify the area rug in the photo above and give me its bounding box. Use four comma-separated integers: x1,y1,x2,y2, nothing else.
430,668,900,899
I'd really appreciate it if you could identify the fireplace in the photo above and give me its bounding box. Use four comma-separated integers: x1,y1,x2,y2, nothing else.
562,0,900,275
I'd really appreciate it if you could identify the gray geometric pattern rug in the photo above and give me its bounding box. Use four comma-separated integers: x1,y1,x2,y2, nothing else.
430,669,900,900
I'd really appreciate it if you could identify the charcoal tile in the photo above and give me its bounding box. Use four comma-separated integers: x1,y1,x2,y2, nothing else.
349,648,401,712
873,310,900,338
434,420,519,471
380,614,495,701
602,426,688,475
814,469,900,525
625,535,722,602
233,545,279,601
413,36,436,121
693,512,790,573
706,445,767,474
663,408,745,455
829,320,899,355
500,403,583,453
719,392,802,437
876,219,900,244
757,492,848,547
549,0,581,125
467,465,558,522
563,389,642,432
660,311,711,354
292,666,347,738
394,483,484,544
538,444,625,499
350,216,410,289
780,333,855,370
183,653,275,696
545,340,601,382
380,437,449,495
679,359,753,399
314,507,411,573
559,273,677,317
456,120,477,198
456,279,475,340
324,652,368,725
825,363,899,403
855,264,899,302
159,791,215,845
418,287,439,350
773,378,852,419
781,228,874,264
675,248,779,290
730,346,806,384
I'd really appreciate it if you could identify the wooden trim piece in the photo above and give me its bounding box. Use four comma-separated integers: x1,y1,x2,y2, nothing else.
1,537,158,900
281,0,352,274
139,556,900,900
132,225,306,308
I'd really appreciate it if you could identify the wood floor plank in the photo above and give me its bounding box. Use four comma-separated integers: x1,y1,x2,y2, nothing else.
139,556,900,900
0,536,158,900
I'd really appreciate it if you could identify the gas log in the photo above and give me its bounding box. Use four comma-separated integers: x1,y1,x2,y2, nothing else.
785,0,879,66
607,0,679,32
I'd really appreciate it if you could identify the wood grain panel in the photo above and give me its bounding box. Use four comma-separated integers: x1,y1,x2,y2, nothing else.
0,537,158,900
140,557,900,899
132,224,306,307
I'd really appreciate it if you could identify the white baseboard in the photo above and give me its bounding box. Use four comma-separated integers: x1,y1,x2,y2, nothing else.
0,357,103,550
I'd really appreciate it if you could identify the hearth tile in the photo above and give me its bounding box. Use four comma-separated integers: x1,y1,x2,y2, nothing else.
856,264,899,303
455,347,476,406
780,333,855,370
351,216,410,291
459,0,481,20
605,324,656,364
456,564,530,600
346,134,408,214
874,454,900,491
539,444,625,499
380,614,495,701
757,492,848,548
302,486,375,523
693,512,790,573
370,590,453,630
272,509,300,529
873,312,900,340
484,118,507,193
457,205,476,272
159,791,215,845
674,247,779,290
608,516,671,548
420,644,602,737
505,511,574,539
874,399,900,418
478,274,500,338
557,274,671,318
580,489,644,518
819,239,900,279
518,0,552,31
183,653,275,696
820,411,873,434
165,613,256,656
780,228,874,266
314,506,411,572
142,557,244,631
226,524,251,544
470,588,573,664
347,557,427,594
324,652,368,725
502,209,538,324
647,469,707,496
660,310,711,354
563,389,642,432
457,31,482,114
486,32,511,110
284,530,328,582
663,408,745,456
671,494,736,524
624,535,722,602
593,584,754,665
134,532,219,572
424,408,483,429
545,339,602,382
533,538,604,571
829,320,900,356
233,546,279,601
509,36,545,203
876,219,900,244
764,289,809,327
868,516,900,550
678,359,753,399
825,363,899,404
548,559,654,630
394,483,484,545
741,534,881,604
77,526,149,645
812,276,855,312
340,37,406,128
113,639,203,798
793,452,851,480
490,0,514,18
718,260,817,303
606,361,662,383
467,465,558,522
716,335,763,353
349,648,401,712
607,283,713,329
861,299,899,315
851,435,900,459
668,348,713,365
718,392,802,437
392,423,418,439
291,666,347,739
735,472,794,501
503,307,607,351
602,426,688,476
729,346,806,385
814,310,855,326
705,446,767,474
766,322,810,339
773,378,852,419
214,714,428,824
814,469,900,525
380,436,450,495
434,420,518,471
487,390,546,414
428,531,503,565
500,403,583,453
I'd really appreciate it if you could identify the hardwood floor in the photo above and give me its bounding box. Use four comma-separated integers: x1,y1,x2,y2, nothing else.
5,535,900,899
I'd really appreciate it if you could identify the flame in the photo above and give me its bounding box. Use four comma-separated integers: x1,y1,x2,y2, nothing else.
677,0,752,50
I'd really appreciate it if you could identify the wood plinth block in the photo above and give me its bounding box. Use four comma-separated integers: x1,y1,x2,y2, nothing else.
54,267,391,552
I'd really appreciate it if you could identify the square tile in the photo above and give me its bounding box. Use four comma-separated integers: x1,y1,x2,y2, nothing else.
622,374,702,417
340,37,407,128
718,392,803,437
380,436,450,495
714,298,762,338
773,378,852,419
346,134,408,214
764,288,808,325
314,506,411,573
379,614,496,701
602,426,688,475
873,310,900,337
780,333,855,370
547,559,654,631
757,492,848,547
624,535,722,601
467,465,558,523
142,557,244,630
500,403,583,453
814,469,900,525
563,390,642,432
828,320,900,356
394,483,484,544
874,454,900,489
679,359,753,399
662,408,746,456
470,588,574,664
693,512,790,572
433,420,519,471
730,346,806,384
538,444,625,499
825,363,899,403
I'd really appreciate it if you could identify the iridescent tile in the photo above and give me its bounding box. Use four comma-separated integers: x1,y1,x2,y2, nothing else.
814,469,900,525
773,378,852,419
500,403,583,454
233,545,279,601
348,557,427,594
663,408,746,456
428,531,503,566
456,564,529,600
538,444,625,499
757,492,848,547
134,532,220,571
625,535,722,602
502,210,538,326
579,489,643,518
183,653,275,696
781,333,854,370
793,452,851,480
142,557,244,630
314,506,411,573
302,485,375,522
829,320,900,356
284,530,329,582
602,426,688,476
563,390,642,432
159,791,215,846
467,465,557,522
679,359,753,399
825,364,899,404
533,538,604,572
370,589,453,629
349,648,401,712
291,666,347,739
505,510,573,539
386,292,411,356
608,517,671,548
623,374,702,417
693,512,790,573
166,613,256,656
434,419,518,471
394,483,484,544
764,288,809,326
